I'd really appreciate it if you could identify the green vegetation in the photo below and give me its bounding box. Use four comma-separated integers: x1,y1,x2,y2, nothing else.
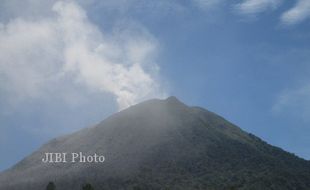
82,183,94,190
3,98,310,189
46,181,56,190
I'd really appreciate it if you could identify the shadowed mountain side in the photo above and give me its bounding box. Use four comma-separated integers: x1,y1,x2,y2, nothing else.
0,96,309,189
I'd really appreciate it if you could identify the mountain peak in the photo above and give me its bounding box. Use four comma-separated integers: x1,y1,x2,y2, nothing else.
165,96,179,102
134,96,186,111
164,96,185,106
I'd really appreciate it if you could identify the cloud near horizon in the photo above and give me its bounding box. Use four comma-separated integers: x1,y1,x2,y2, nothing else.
235,0,282,15
281,0,310,25
194,0,310,25
272,84,310,123
0,1,165,110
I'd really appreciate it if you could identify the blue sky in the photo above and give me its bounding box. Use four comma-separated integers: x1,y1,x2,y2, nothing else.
1,0,310,171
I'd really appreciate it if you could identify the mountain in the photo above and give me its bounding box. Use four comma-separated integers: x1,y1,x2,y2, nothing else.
0,96,310,190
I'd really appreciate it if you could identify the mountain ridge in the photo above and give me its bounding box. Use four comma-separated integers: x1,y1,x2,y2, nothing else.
0,96,310,190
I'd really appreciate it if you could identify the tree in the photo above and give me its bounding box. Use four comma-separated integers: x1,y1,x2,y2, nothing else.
46,181,56,190
82,183,94,190
229,186,238,190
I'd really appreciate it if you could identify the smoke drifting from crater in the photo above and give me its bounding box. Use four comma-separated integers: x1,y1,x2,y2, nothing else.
0,1,165,110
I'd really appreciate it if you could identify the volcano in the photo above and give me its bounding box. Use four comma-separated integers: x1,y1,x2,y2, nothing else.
0,97,309,190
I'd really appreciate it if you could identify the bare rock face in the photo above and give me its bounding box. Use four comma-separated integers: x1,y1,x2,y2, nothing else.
0,97,310,190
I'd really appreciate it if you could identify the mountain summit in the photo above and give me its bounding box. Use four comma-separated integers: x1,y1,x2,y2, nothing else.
0,97,310,189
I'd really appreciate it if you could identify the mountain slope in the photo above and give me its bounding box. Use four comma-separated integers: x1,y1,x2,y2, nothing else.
0,97,309,190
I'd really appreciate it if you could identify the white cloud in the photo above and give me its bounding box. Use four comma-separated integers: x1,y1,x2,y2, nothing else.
0,1,165,110
193,0,223,10
235,0,282,14
0,18,61,100
273,84,310,122
0,0,59,24
281,0,310,25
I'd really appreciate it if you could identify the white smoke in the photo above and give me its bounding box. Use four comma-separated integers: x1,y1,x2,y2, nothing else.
0,1,164,110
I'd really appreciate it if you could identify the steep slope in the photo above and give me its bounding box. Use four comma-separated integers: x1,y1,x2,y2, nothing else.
0,97,309,190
